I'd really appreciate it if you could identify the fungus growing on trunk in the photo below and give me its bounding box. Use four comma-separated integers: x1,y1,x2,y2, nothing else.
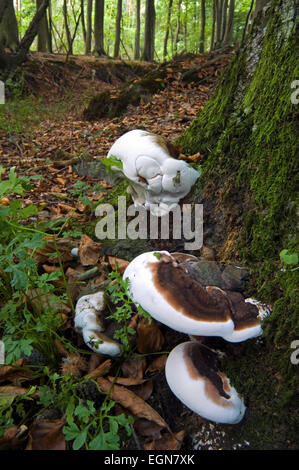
105,129,200,216
123,251,268,342
165,341,246,424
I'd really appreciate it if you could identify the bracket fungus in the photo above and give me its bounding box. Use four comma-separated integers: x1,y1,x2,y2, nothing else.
123,251,268,342
165,342,246,424
74,291,122,357
106,129,200,215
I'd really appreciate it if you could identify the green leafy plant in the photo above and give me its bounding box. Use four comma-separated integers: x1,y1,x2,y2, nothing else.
101,155,123,174
105,267,151,355
280,249,299,271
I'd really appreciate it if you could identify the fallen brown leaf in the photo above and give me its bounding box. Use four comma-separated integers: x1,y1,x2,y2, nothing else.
146,355,168,374
143,430,185,450
137,318,164,354
85,359,112,379
121,356,147,379
78,234,101,266
27,419,66,450
97,377,167,429
107,256,130,274
0,425,28,450
0,359,32,383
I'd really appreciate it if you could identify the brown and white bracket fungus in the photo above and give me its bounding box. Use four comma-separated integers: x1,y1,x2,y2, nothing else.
123,251,269,342
74,291,122,357
165,341,246,424
106,129,200,216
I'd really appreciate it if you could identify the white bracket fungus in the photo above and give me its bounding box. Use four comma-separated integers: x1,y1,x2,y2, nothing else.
74,291,122,357
165,342,246,424
123,251,268,342
106,129,200,216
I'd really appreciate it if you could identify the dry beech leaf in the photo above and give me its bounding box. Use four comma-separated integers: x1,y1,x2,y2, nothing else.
146,355,168,374
27,419,66,450
85,359,112,379
121,356,147,379
107,256,130,274
0,359,32,383
107,376,146,386
133,418,163,440
78,234,101,266
137,318,164,354
0,425,28,450
0,385,39,399
143,430,185,451
129,379,153,401
97,377,167,429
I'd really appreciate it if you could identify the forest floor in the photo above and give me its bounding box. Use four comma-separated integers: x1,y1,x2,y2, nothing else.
0,48,262,451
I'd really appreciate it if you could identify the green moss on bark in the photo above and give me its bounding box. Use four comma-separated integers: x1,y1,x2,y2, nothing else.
178,0,298,449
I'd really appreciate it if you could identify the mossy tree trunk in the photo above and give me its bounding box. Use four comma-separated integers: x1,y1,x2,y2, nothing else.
178,0,298,449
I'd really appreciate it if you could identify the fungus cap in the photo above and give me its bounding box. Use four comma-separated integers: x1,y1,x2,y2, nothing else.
165,341,246,424
107,129,200,215
123,251,235,338
74,292,122,357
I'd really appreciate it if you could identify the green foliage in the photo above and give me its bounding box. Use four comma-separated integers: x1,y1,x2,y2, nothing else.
106,267,151,355
0,167,71,365
101,155,123,174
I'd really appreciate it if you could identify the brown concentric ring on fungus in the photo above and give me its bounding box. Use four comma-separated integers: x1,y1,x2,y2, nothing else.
165,341,246,424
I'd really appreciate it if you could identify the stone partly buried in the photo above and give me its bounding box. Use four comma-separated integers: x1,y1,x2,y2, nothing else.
123,251,271,425
105,129,200,216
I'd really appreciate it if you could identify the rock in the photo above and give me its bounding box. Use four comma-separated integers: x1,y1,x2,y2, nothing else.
221,265,249,291
181,259,224,287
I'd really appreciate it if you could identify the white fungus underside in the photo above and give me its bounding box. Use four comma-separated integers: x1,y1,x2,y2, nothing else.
165,342,246,424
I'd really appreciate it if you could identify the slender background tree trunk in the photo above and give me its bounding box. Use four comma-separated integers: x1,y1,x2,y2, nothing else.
143,0,156,61
134,0,140,60
94,0,105,55
114,0,122,58
85,0,93,54
199,0,206,53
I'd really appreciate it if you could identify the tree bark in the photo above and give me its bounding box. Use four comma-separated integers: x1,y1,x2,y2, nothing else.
113,0,122,58
163,0,173,60
47,0,53,53
85,0,93,54
210,0,216,50
80,0,86,43
177,0,297,450
199,0,205,53
0,0,50,70
174,0,182,56
94,0,105,56
63,0,72,55
220,0,228,43
143,0,156,62
222,0,234,46
0,0,19,52
37,0,49,52
134,0,141,60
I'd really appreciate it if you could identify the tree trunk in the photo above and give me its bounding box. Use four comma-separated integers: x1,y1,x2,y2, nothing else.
63,0,72,55
163,0,173,60
222,0,234,46
199,0,205,53
0,0,50,71
220,0,228,43
47,0,53,53
85,0,93,54
0,0,19,52
174,0,182,56
37,0,48,52
134,0,141,60
210,0,216,50
94,0,105,56
178,2,297,450
143,0,155,62
80,0,86,43
114,0,122,58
